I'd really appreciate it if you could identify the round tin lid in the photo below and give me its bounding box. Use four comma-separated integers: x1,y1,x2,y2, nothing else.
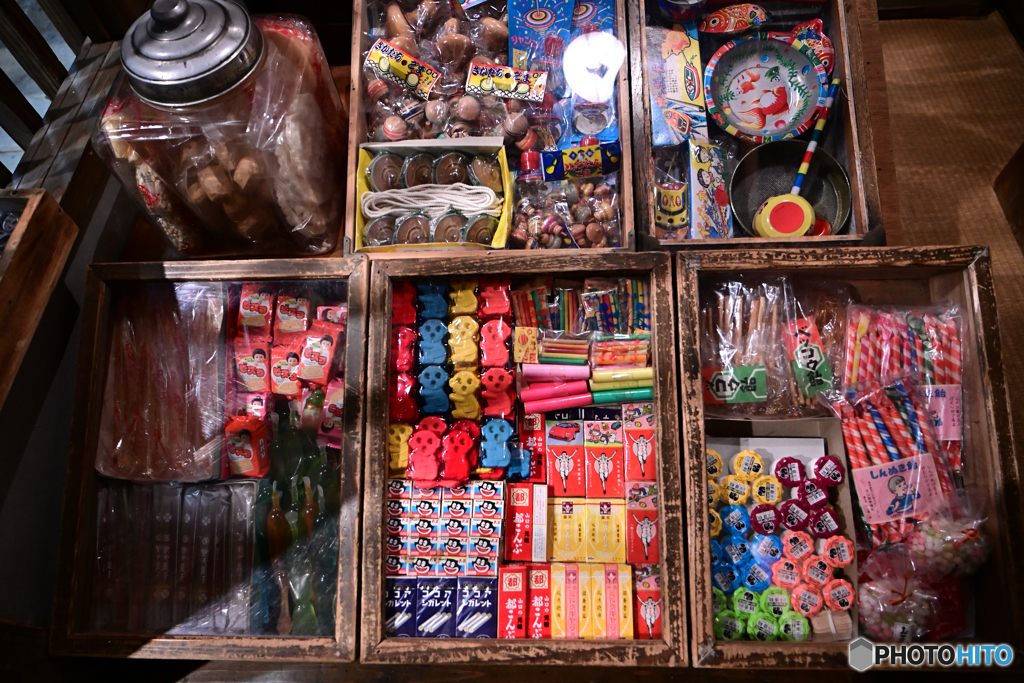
120,0,263,106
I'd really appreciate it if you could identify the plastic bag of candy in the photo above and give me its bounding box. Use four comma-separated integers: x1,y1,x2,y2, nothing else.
857,544,939,642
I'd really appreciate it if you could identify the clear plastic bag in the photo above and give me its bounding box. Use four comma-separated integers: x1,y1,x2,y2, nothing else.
699,276,795,416
95,16,345,258
96,282,227,482
829,377,959,548
843,304,965,475
857,544,938,642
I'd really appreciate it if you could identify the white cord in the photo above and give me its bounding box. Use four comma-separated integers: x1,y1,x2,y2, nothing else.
361,183,502,220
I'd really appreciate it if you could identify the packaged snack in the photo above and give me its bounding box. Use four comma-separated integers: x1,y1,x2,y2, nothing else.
235,342,271,393
299,319,343,386
235,392,272,421
318,379,345,449
275,292,310,336
237,284,275,339
224,417,269,477
269,341,303,398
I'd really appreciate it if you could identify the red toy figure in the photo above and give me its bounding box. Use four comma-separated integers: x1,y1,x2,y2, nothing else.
438,429,473,486
418,415,448,436
477,278,511,319
480,319,512,367
407,429,441,481
392,281,418,325
480,368,515,418
390,372,418,423
453,419,481,467
391,325,417,372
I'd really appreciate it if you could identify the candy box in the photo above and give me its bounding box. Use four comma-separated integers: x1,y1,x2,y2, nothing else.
587,499,626,564
472,498,504,520
527,564,552,639
434,556,468,577
385,577,417,637
627,482,660,564
505,483,547,563
548,498,588,563
466,555,498,577
417,577,457,637
550,563,580,639
468,517,501,538
224,417,268,478
622,402,656,430
578,564,603,639
473,481,506,501
585,445,625,498
457,577,497,638
601,564,634,640
520,413,547,483
634,566,662,640
498,564,527,639
624,428,657,482
467,535,500,559
439,516,470,539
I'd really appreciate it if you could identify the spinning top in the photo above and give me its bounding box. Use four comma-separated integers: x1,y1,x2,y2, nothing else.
433,213,467,242
753,79,840,238
364,216,396,246
395,214,430,244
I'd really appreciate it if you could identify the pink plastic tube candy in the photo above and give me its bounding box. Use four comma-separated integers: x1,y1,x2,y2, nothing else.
519,381,590,402
521,363,591,382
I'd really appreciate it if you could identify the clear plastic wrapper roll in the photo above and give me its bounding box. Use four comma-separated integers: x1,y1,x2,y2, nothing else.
94,16,345,258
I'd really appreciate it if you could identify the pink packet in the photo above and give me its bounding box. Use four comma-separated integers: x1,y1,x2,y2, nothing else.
318,378,345,448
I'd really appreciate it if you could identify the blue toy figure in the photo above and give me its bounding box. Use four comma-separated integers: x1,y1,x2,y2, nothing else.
418,319,448,366
417,281,450,320
507,447,532,481
479,418,514,468
418,366,450,414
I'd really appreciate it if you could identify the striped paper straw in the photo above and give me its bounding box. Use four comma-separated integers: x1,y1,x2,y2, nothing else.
943,315,962,383
855,408,889,466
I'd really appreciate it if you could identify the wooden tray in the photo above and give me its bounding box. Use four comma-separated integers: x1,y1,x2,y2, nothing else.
0,189,78,409
628,0,899,248
50,257,370,661
675,247,1021,666
345,1,635,256
359,252,685,665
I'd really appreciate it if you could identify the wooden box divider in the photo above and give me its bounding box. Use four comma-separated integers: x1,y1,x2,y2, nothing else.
359,252,684,665
674,247,1022,667
346,1,635,257
628,0,889,248
50,257,370,661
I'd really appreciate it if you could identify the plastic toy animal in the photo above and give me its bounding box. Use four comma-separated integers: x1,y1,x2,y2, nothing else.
418,319,448,365
418,366,450,414
479,418,513,468
416,280,449,319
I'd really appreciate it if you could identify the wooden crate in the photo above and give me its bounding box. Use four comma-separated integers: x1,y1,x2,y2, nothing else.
50,257,370,661
0,188,78,410
359,252,685,665
628,0,900,248
345,1,636,256
675,247,1022,667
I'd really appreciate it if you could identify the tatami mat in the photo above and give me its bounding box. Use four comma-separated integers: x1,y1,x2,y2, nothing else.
881,12,1024,454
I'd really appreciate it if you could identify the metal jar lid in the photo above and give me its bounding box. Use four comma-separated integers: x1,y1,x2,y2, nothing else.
120,0,263,106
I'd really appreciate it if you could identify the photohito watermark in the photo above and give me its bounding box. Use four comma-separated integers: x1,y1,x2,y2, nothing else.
848,638,1014,671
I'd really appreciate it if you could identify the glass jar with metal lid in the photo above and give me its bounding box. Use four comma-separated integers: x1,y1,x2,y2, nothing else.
95,0,345,257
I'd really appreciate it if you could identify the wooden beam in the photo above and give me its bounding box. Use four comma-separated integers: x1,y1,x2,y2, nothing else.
36,0,86,53
0,0,68,99
0,67,43,149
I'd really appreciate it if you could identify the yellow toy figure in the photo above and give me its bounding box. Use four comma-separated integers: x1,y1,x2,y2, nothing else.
387,423,413,477
448,316,480,368
448,370,481,420
449,279,478,315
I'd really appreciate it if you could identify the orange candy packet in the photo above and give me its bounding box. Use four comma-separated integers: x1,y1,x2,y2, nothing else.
224,417,269,477
234,341,271,393
270,339,303,398
298,319,343,386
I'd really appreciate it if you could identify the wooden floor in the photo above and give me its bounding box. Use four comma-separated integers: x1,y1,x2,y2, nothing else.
880,11,1024,468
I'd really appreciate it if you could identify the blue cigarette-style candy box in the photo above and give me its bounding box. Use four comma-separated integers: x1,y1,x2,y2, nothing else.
456,577,497,638
417,577,457,637
385,577,416,637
